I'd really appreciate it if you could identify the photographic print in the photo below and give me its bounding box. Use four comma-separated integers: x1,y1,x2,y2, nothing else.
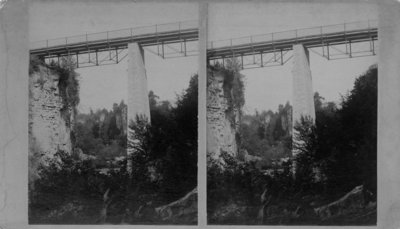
28,1,198,225
206,2,378,225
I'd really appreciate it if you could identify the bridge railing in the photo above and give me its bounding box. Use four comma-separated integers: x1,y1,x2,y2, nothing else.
207,20,378,50
30,20,198,50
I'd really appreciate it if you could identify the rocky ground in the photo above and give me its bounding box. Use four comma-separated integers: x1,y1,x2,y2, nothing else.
29,187,197,225
209,185,376,225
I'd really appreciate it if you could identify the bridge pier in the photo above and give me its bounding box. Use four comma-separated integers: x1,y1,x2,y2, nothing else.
291,44,316,177
127,42,151,175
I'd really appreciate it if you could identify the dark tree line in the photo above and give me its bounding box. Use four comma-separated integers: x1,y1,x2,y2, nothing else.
294,64,377,199
128,75,198,203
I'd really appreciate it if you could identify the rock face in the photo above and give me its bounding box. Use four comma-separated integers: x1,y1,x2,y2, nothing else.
29,65,75,186
280,105,293,136
119,104,127,135
207,70,240,160
314,185,370,220
155,187,197,224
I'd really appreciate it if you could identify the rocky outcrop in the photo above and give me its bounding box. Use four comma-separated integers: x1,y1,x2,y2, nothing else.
280,105,292,136
120,104,127,135
29,64,76,186
155,187,197,224
207,69,240,160
114,102,127,135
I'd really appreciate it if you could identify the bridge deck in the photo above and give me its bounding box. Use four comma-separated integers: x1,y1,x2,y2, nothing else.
29,20,377,65
207,28,377,60
30,20,198,58
30,28,198,58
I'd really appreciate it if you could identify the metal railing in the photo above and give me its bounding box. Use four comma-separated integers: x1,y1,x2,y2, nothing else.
207,20,378,50
30,20,198,50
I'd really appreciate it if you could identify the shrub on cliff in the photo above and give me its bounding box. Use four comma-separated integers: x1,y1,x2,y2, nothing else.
29,55,45,74
51,57,80,112
209,59,245,129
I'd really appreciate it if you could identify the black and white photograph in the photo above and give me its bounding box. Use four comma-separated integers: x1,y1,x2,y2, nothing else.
2,1,400,228
206,2,378,225
28,1,198,225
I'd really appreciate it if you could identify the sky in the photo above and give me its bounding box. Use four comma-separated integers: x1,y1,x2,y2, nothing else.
29,1,198,113
208,2,378,114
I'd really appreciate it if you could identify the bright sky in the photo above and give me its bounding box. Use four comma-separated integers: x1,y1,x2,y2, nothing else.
29,1,198,113
208,2,378,114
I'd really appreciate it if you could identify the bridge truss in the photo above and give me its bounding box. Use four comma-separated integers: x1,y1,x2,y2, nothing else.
30,20,378,70
207,20,378,69
30,20,198,68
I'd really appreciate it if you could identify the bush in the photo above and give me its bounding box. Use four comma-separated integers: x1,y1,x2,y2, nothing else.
32,151,104,200
207,151,268,215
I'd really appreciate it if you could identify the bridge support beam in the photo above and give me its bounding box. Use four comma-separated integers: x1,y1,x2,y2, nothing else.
127,42,151,176
291,44,316,177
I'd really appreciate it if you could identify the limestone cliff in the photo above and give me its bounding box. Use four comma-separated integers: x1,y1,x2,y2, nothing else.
29,60,78,186
207,65,243,160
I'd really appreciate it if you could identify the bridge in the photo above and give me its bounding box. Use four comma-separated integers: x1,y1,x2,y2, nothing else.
208,20,378,69
29,20,378,174
30,20,377,69
205,20,378,173
30,20,198,68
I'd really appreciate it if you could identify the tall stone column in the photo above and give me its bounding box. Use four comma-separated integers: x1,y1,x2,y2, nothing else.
127,42,151,176
291,44,316,176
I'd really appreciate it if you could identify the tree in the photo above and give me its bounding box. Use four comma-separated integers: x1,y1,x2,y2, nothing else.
125,75,198,202
292,65,377,198
293,116,319,190
339,65,377,196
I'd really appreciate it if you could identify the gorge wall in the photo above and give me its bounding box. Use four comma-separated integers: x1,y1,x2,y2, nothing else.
207,67,242,160
29,62,77,186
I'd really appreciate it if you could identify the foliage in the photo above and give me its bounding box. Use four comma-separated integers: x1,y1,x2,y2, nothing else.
207,64,377,224
293,116,320,190
75,101,127,158
293,65,377,199
127,75,198,202
29,55,45,74
207,151,267,215
49,57,80,127
336,65,377,195
29,150,129,223
32,151,106,205
240,102,292,164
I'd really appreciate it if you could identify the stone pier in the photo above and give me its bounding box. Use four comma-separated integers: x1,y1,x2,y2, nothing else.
127,42,151,175
291,44,316,176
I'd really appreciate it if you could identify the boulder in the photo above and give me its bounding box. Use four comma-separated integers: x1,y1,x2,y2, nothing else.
314,185,368,220
210,202,249,224
155,187,197,224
